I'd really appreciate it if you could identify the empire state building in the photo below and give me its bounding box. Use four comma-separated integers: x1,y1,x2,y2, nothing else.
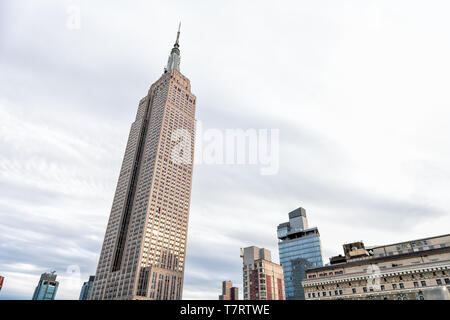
91,25,196,300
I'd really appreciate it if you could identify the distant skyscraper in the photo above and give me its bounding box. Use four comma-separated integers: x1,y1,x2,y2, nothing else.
241,246,285,300
277,207,324,300
91,24,197,300
219,281,239,300
0,276,4,292
79,276,95,300
32,272,59,300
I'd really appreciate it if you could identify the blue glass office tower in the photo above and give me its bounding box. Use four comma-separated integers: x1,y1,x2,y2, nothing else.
32,272,59,300
79,276,95,300
277,207,323,300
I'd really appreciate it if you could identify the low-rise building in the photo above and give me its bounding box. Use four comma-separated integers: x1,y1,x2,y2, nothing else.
302,234,450,300
241,246,285,300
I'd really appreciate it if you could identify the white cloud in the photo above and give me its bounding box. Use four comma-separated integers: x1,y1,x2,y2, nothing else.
1,0,450,300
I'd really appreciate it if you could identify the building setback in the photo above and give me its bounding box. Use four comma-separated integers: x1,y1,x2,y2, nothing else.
303,234,450,300
79,276,95,300
241,246,285,300
219,281,239,300
277,207,324,300
32,272,59,300
91,25,197,300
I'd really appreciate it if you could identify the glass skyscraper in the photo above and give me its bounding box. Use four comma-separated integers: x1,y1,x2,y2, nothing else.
277,207,323,300
79,276,95,300
32,272,59,300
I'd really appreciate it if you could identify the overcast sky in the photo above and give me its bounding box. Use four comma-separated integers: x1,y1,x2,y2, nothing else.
1,0,450,300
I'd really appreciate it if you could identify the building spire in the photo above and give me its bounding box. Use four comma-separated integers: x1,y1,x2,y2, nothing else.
175,22,181,47
166,23,181,73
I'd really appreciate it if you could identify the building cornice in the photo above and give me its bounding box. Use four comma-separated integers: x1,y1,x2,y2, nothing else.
303,259,450,287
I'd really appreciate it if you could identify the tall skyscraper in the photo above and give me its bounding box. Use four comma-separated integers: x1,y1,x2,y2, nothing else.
79,276,95,300
241,246,285,300
91,25,197,300
219,281,239,300
32,272,59,300
277,207,324,300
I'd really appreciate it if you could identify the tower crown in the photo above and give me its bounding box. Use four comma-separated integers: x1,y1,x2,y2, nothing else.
166,23,181,72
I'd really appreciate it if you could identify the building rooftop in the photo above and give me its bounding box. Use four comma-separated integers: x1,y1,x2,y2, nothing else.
288,207,307,219
306,245,450,273
368,233,450,250
278,226,320,241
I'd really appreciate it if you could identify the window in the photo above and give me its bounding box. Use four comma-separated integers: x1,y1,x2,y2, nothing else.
421,281,427,287
445,278,450,285
339,290,343,295
414,282,419,288
436,279,442,286
392,284,397,290
323,292,326,297
308,293,311,298
381,285,385,291
352,288,356,294
334,290,338,296
363,287,367,293
400,283,404,289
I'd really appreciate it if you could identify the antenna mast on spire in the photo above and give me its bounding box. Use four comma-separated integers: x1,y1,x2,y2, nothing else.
175,22,181,46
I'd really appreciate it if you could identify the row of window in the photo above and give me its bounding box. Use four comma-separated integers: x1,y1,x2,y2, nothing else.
308,278,450,298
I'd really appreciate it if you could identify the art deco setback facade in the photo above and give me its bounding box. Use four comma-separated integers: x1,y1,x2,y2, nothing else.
91,27,196,300
241,247,285,300
303,234,450,300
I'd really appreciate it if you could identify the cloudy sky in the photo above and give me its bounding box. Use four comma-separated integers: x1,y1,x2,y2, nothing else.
1,0,450,300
